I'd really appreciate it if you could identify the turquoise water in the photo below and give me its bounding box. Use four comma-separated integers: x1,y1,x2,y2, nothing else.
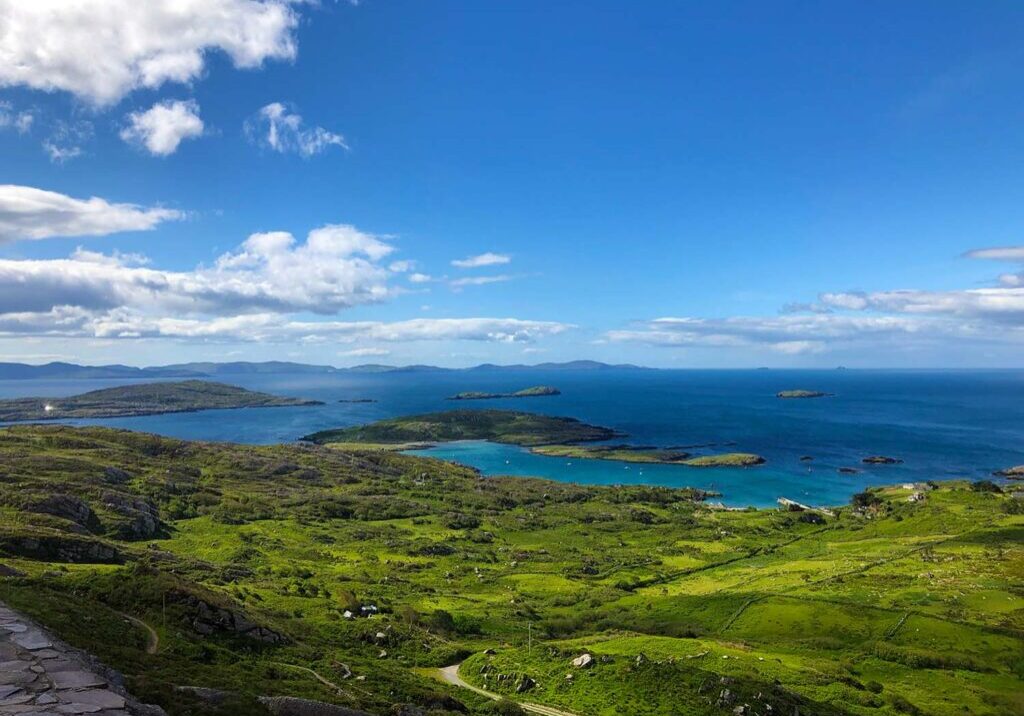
2,369,1022,508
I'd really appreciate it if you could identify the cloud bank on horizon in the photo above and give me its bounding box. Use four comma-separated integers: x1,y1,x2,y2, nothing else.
0,1,1022,367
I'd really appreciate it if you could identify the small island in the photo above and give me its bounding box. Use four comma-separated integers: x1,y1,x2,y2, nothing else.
301,409,620,447
338,398,377,403
863,455,903,465
531,445,765,467
680,452,766,467
447,385,561,400
777,390,831,399
0,380,323,422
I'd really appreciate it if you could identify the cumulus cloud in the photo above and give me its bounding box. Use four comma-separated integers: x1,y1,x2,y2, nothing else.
0,224,397,317
0,0,300,105
121,100,204,156
0,102,33,133
0,221,571,347
452,252,511,268
245,102,347,157
0,185,182,243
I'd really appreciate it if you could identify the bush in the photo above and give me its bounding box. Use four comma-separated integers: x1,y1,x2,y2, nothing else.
852,491,882,508
443,512,481,530
486,700,526,716
971,480,1002,493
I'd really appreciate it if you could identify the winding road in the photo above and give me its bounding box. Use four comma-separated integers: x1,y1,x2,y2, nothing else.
436,663,579,716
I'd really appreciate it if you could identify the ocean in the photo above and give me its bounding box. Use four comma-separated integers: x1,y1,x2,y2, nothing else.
2,368,1022,508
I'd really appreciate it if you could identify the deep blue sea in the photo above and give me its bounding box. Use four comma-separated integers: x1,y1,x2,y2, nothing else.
2,369,1022,508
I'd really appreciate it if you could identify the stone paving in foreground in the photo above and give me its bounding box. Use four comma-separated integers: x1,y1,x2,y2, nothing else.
0,601,165,716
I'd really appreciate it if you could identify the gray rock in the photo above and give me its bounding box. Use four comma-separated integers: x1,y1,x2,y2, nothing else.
58,689,126,710
50,670,107,690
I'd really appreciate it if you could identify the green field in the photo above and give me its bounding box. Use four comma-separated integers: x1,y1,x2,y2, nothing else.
0,424,1021,716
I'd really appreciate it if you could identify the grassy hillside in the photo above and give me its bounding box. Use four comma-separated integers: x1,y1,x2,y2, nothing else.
0,425,1021,716
302,409,621,447
0,380,322,421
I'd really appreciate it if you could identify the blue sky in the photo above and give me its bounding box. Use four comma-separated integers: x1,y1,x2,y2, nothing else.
1,1,1023,368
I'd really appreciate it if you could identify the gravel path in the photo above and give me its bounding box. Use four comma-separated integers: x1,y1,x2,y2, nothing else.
436,663,579,716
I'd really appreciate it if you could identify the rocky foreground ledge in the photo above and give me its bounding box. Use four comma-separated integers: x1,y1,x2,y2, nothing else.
0,601,165,716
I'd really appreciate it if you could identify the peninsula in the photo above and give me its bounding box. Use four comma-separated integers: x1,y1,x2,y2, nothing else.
302,408,620,446
447,385,561,400
0,380,323,422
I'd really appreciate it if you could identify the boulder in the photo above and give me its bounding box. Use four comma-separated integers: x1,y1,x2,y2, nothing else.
101,491,163,540
515,676,535,693
26,494,97,529
571,653,594,669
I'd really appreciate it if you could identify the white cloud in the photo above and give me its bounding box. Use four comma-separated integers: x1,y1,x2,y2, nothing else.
245,102,347,157
605,313,1023,355
0,224,397,315
0,185,182,243
408,273,433,284
121,100,204,156
0,0,300,106
388,260,415,273
0,306,572,346
964,246,1024,262
452,252,511,268
449,275,511,288
339,347,390,357
0,101,32,133
818,288,1024,321
42,120,92,163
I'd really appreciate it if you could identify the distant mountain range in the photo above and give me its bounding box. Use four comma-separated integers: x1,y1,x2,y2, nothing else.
0,359,644,380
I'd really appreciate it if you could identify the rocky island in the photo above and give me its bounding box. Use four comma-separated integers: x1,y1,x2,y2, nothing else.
0,380,322,422
302,408,620,447
994,465,1024,479
447,385,561,400
776,389,832,399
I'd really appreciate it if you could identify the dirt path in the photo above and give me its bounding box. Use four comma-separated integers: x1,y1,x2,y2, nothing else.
271,661,353,699
117,611,159,655
435,663,579,716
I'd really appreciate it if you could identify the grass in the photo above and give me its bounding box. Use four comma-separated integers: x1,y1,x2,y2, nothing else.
0,424,1021,716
